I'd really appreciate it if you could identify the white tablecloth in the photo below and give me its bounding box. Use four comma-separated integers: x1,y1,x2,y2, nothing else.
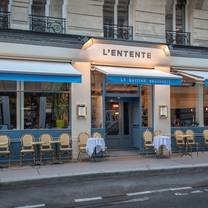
86,138,106,156
153,135,171,152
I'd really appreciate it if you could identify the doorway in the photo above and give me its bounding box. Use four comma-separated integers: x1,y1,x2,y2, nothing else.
105,98,134,148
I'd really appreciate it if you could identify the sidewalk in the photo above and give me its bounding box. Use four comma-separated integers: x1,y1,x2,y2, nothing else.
1,151,208,185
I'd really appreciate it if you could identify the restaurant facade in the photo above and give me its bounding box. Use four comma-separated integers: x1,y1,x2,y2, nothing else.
0,31,208,161
1,0,208,161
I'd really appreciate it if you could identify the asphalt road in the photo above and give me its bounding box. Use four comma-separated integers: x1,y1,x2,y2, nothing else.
1,168,208,208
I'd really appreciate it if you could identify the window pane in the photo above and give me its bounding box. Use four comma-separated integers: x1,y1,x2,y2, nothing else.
0,93,16,130
171,85,197,127
103,0,115,25
141,85,152,128
50,0,63,18
117,0,129,26
91,71,103,128
24,92,70,129
24,82,70,92
0,81,16,91
0,0,8,12
32,0,46,16
176,0,186,32
165,0,174,31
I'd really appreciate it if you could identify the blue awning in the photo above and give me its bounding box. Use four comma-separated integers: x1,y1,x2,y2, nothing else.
177,70,208,86
0,59,81,83
95,66,182,86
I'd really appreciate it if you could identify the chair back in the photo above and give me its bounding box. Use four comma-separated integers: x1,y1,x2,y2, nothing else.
92,132,102,138
78,132,89,148
60,133,71,147
0,135,10,150
186,129,195,144
40,134,52,148
203,130,208,144
143,130,153,146
21,134,34,150
174,130,184,145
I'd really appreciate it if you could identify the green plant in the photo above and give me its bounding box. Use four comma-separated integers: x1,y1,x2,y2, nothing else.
53,94,68,121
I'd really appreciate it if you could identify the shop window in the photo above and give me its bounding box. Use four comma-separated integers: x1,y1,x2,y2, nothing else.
171,85,198,127
204,87,208,126
91,71,104,128
141,85,153,128
24,82,70,129
0,81,17,130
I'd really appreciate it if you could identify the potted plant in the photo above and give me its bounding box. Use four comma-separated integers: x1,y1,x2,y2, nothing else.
54,94,68,128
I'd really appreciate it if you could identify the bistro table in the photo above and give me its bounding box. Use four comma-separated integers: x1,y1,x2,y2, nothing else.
86,137,106,160
178,134,192,157
49,139,62,164
153,135,171,157
32,140,44,165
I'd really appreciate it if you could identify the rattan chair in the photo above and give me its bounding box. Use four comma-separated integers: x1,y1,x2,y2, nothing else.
77,132,89,160
203,130,208,150
143,130,155,155
20,134,35,166
154,130,162,137
59,133,72,161
186,129,198,156
92,132,102,138
174,130,185,153
40,134,54,162
0,135,11,166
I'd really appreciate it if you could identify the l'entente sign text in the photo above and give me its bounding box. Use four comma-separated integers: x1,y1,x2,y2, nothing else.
103,49,152,59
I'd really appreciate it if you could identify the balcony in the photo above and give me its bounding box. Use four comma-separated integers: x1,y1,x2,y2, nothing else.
29,15,66,34
166,30,191,45
104,24,133,40
0,12,10,29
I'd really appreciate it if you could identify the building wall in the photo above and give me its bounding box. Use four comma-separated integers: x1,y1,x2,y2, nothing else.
134,0,166,43
71,62,91,160
67,0,104,37
192,9,208,46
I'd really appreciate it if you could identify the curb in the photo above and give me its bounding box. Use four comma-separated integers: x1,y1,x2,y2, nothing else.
1,164,208,189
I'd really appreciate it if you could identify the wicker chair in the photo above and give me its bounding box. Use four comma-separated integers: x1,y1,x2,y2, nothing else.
143,130,155,155
186,129,198,156
77,132,89,160
20,134,35,166
203,130,208,150
92,132,102,138
59,133,72,161
154,130,162,137
0,135,11,167
40,134,54,162
174,130,185,153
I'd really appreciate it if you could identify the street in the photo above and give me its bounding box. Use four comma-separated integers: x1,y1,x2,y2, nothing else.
1,168,208,208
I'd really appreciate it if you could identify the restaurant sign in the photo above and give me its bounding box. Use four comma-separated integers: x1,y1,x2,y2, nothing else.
84,41,170,67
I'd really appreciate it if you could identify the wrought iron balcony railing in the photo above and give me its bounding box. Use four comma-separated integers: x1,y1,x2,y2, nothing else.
166,30,191,45
0,12,10,29
104,24,133,40
29,15,66,34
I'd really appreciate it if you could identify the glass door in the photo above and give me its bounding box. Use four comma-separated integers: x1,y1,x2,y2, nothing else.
105,99,132,148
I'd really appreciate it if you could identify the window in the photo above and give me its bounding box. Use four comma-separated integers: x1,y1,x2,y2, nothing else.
0,0,8,12
32,0,46,16
91,71,104,128
0,81,17,130
171,85,198,127
103,0,132,40
24,82,70,129
141,85,153,128
49,0,63,18
165,0,190,45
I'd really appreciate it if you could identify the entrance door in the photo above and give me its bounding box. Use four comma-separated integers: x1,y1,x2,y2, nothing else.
105,99,132,148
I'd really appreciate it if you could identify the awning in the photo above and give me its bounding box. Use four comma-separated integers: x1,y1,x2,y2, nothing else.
94,66,182,85
0,59,81,83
